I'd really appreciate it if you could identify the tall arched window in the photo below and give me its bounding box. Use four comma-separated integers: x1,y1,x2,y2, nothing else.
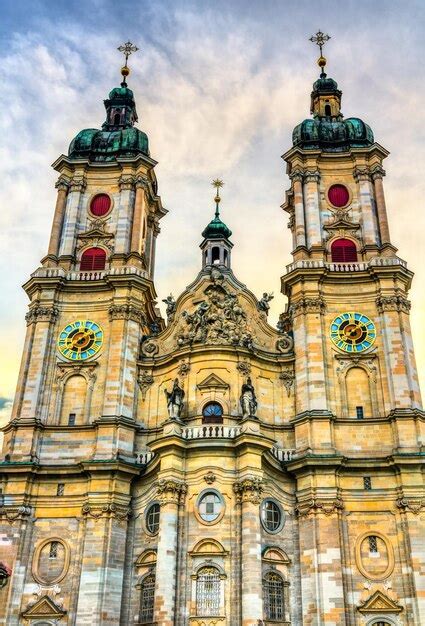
139,572,155,623
196,566,221,616
202,402,223,424
211,247,220,264
331,238,357,263
263,572,285,621
80,247,106,271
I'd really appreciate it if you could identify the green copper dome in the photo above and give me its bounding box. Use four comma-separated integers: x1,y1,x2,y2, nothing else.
68,82,149,161
202,214,232,240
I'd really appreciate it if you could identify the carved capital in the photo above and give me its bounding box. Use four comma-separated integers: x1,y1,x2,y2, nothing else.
371,165,386,181
233,476,264,504
109,304,147,324
289,168,304,183
156,479,187,506
376,294,411,314
25,305,59,325
287,213,295,231
353,166,371,182
81,502,132,520
295,497,344,517
289,296,326,317
68,177,86,192
304,169,320,183
119,175,136,191
0,505,32,523
396,497,425,515
135,175,149,190
55,176,70,192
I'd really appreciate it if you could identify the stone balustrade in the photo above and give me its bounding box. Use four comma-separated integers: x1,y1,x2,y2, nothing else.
32,266,149,280
181,425,242,439
286,257,407,273
270,445,296,462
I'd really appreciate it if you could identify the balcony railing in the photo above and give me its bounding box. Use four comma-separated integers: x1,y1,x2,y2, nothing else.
182,425,242,440
270,446,296,462
32,266,149,280
286,257,407,274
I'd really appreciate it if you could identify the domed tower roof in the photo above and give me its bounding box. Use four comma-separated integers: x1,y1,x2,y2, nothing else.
68,46,149,162
200,180,233,270
292,34,374,152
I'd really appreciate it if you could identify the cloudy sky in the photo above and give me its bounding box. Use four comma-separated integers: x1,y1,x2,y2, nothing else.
0,0,424,428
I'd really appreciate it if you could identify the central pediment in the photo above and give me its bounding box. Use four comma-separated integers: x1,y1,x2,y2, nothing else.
197,373,229,390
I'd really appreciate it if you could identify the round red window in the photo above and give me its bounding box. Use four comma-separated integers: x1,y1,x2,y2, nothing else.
90,194,111,217
328,184,349,208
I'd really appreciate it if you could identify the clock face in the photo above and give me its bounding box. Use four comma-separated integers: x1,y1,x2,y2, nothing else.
330,312,376,353
57,320,103,361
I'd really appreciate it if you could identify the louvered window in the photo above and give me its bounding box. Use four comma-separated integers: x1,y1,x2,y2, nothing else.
90,193,111,216
331,238,357,262
80,248,106,271
264,572,285,621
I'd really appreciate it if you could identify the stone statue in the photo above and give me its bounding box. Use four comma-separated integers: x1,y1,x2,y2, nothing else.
258,292,274,314
162,294,176,321
240,377,258,418
164,378,185,419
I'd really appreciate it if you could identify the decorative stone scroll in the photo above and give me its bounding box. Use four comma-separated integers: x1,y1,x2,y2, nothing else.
137,370,154,400
233,476,264,504
109,304,147,324
81,502,132,520
156,479,187,505
25,306,59,325
295,497,344,517
396,497,425,515
276,333,294,353
0,504,32,523
289,296,326,317
376,295,411,314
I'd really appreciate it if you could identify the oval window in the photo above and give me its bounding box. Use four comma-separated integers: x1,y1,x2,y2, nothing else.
90,193,111,217
32,538,70,585
355,532,394,580
145,502,160,535
198,491,223,523
328,184,350,208
260,499,285,533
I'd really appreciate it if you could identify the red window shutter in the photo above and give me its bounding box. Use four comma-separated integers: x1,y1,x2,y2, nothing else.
331,239,357,262
90,194,111,217
80,247,106,271
328,184,349,208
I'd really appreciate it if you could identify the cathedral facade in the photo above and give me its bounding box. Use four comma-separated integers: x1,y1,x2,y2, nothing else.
0,43,424,626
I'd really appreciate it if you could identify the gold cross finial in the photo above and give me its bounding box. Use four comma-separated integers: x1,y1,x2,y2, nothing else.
117,41,139,84
309,31,330,74
211,179,224,215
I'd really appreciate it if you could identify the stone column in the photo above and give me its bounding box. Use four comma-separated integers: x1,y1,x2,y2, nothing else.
397,498,425,625
114,175,135,255
130,177,147,255
47,177,69,257
58,176,86,257
354,167,379,246
304,170,321,248
371,166,391,245
296,495,346,626
149,219,160,278
291,171,306,249
233,476,264,626
75,503,131,625
154,478,187,626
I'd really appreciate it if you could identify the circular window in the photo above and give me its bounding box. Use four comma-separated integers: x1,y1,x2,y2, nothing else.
90,193,111,217
145,503,160,535
197,490,224,523
328,184,350,208
202,402,223,423
260,499,285,533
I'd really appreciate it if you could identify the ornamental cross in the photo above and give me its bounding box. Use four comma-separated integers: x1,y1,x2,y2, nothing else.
309,30,331,56
211,179,224,215
117,41,139,66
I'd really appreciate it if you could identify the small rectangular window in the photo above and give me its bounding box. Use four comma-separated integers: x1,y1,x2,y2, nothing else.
57,483,64,496
356,406,364,419
368,535,378,553
49,541,58,559
68,413,76,426
363,477,372,490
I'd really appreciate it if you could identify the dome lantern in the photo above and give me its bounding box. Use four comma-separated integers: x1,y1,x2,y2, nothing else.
200,180,233,270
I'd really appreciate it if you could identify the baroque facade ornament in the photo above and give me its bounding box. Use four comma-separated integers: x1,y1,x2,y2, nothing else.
289,296,326,317
176,284,255,349
119,174,136,190
81,502,132,520
68,177,86,192
233,476,264,504
164,378,185,419
295,497,344,517
279,369,295,396
353,166,371,182
276,333,294,353
396,497,425,515
137,370,154,400
0,504,32,523
178,360,190,376
109,304,147,324
25,306,59,325
376,294,411,314
236,361,251,376
335,355,377,383
204,472,216,484
156,479,187,505
140,338,159,357
239,377,258,418
258,292,274,315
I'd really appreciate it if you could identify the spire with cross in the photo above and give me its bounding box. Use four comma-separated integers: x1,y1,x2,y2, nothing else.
309,30,331,77
117,40,139,85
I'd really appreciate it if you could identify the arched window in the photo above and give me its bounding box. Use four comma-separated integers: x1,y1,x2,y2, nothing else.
60,375,87,425
372,622,391,626
331,238,357,263
202,402,223,424
196,566,221,616
263,572,285,621
113,112,121,125
139,572,155,623
80,248,106,271
211,247,220,264
346,367,372,418
325,104,331,116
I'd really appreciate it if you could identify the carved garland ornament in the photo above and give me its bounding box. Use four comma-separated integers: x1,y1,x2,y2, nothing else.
25,306,59,325
396,498,425,515
137,370,154,399
0,504,32,523
295,497,344,517
81,503,132,520
233,477,264,504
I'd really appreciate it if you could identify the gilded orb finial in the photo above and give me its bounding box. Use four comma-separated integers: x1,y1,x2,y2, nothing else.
211,179,224,217
117,41,139,85
309,30,331,75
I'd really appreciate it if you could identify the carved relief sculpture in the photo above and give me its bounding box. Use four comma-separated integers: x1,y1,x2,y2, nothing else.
239,377,258,418
164,378,185,419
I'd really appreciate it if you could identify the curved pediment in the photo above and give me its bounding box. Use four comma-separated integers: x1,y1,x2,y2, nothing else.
141,267,293,359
